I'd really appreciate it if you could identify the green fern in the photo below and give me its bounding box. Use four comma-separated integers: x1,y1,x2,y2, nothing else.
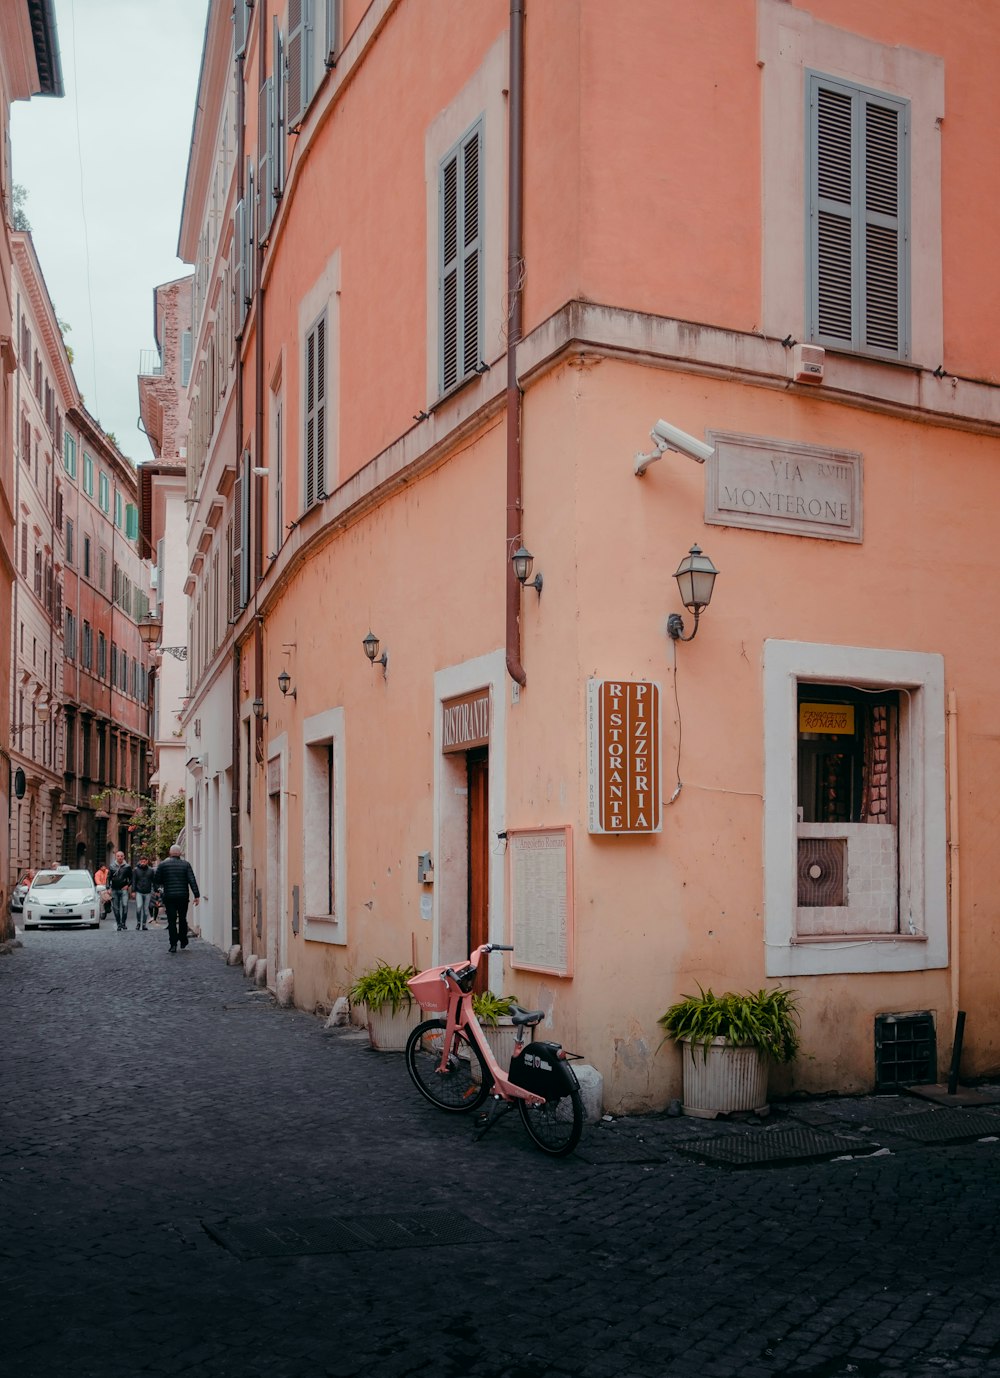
658,984,800,1063
349,961,418,1015
471,989,519,1027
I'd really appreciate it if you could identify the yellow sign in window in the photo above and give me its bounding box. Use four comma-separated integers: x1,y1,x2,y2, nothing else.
799,702,855,735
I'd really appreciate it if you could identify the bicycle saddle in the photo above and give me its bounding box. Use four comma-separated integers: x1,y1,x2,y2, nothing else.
508,1005,545,1027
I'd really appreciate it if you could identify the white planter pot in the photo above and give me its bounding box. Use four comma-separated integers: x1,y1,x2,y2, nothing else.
680,1037,769,1119
470,1019,518,1083
364,1002,423,1052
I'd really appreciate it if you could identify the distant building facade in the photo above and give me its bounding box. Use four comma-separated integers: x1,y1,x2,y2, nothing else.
138,275,194,809
0,0,61,930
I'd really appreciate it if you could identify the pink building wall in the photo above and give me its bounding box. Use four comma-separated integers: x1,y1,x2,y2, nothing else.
178,0,1000,1109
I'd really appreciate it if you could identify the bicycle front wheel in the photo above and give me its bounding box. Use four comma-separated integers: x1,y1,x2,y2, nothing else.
518,1089,584,1156
405,1019,491,1113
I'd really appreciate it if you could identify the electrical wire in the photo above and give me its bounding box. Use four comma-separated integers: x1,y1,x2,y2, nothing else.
68,0,100,417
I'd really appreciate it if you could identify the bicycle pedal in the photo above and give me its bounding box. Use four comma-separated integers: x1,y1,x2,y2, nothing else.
472,1098,512,1141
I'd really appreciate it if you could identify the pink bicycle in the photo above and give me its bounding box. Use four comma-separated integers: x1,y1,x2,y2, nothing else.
404,943,584,1157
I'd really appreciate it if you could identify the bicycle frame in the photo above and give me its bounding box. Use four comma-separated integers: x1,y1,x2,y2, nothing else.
410,944,566,1108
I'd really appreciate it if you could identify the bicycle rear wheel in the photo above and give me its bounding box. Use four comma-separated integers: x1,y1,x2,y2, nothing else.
518,1089,584,1156
405,1019,491,1112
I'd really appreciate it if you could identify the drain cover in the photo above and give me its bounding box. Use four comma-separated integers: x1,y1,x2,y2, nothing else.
870,1108,1000,1143
204,1216,367,1259
205,1209,490,1259
341,1211,488,1248
672,1126,877,1168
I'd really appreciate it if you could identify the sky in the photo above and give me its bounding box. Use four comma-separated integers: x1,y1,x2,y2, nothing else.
10,0,209,464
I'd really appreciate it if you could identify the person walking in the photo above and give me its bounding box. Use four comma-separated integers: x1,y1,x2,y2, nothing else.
131,855,156,931
94,861,111,920
108,851,133,931
153,845,200,954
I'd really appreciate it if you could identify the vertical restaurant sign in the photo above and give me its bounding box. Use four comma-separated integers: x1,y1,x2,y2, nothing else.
587,680,661,833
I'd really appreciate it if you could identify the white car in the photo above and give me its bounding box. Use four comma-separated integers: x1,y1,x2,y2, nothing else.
23,868,101,930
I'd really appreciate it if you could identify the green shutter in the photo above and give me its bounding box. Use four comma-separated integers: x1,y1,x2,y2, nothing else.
807,73,909,359
439,120,483,394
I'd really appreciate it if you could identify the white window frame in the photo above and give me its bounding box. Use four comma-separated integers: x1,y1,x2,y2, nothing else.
302,706,346,944
424,33,507,407
757,0,943,368
763,639,947,977
302,310,326,510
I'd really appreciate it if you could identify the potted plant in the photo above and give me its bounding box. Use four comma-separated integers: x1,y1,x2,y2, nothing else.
469,989,520,1079
658,985,800,1118
349,961,421,1051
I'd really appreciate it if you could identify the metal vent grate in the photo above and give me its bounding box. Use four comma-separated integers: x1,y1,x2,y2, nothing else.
797,837,847,906
875,1011,936,1088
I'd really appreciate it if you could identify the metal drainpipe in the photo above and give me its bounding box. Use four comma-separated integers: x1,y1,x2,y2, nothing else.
231,43,247,950
505,0,527,686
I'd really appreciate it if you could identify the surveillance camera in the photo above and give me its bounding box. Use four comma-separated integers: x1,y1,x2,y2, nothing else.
651,420,714,465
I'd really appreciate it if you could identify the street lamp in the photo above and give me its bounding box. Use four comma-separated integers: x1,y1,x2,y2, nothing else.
666,544,720,642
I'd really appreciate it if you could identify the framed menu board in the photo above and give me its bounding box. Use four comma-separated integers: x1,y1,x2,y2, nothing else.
508,826,573,977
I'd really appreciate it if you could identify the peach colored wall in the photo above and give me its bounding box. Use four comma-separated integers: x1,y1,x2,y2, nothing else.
188,0,1000,1109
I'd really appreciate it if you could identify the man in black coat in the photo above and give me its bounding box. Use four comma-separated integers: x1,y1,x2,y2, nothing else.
131,855,156,931
153,846,201,954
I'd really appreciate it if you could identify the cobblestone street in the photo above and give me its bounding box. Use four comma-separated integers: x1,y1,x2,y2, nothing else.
3,923,1000,1378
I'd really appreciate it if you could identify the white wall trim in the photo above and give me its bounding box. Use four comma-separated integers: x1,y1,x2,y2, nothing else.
433,649,508,989
763,639,947,977
301,705,347,945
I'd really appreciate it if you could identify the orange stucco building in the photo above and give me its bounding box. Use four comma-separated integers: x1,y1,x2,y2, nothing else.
176,0,1000,1109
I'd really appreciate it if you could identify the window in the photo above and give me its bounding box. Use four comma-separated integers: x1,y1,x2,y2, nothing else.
82,621,93,670
98,547,107,589
439,121,483,393
233,448,251,613
64,433,77,478
20,522,27,578
65,610,76,661
764,640,947,977
83,535,91,579
97,631,106,678
83,452,94,496
271,386,284,553
33,548,42,598
180,330,193,388
303,314,326,509
302,706,347,944
98,472,110,513
125,503,138,541
21,414,31,465
807,74,909,358
65,520,74,566
114,490,123,529
758,6,942,367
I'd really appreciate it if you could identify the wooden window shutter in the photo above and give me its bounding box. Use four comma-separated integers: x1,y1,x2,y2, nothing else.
303,314,326,509
286,0,310,130
234,0,248,58
439,121,483,394
239,447,251,609
808,74,908,358
271,18,285,202
232,468,244,616
258,77,273,240
324,0,340,66
234,198,247,331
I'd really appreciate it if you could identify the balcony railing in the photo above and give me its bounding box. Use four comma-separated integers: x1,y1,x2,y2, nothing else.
138,350,163,378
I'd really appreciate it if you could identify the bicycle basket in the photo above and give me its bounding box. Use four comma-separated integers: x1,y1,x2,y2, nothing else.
407,966,450,1010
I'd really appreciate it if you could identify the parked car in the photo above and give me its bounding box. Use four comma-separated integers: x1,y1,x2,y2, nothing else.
11,870,34,913
22,868,101,930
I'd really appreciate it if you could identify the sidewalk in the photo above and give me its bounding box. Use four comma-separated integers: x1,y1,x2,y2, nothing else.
3,924,1000,1378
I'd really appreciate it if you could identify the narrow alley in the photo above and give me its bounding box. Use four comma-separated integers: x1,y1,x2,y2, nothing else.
3,929,1000,1378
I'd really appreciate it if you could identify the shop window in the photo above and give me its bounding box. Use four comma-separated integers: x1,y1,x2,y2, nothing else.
764,641,946,977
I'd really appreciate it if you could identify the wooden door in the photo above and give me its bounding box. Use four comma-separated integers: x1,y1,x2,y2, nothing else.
467,748,489,992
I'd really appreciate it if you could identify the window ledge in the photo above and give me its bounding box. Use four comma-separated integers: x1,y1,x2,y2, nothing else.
793,932,927,945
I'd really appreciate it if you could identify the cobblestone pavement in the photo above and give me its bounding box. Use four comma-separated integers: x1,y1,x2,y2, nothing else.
3,922,1000,1378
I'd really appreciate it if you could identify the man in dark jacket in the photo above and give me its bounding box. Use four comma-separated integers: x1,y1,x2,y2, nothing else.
109,851,133,931
131,855,156,931
153,846,201,954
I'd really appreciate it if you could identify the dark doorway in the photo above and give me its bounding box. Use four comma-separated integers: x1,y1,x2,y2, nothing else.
467,747,489,992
